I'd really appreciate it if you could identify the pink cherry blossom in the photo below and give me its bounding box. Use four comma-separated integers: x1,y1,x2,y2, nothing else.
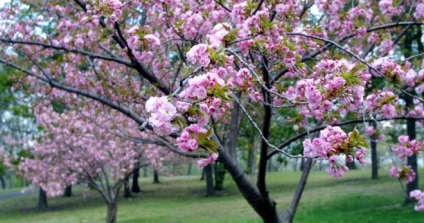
197,153,219,168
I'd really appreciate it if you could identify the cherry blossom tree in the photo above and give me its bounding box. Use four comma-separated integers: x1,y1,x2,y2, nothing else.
5,100,155,223
1,1,424,223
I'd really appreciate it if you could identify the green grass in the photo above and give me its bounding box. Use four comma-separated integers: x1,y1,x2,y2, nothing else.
0,170,423,223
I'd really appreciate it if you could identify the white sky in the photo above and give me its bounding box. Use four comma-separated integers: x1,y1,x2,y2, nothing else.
0,0,10,8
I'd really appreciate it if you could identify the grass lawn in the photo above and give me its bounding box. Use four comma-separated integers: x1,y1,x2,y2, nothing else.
0,169,423,223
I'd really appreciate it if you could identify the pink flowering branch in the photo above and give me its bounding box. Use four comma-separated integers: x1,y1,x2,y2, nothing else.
0,57,147,126
0,38,132,66
267,116,424,160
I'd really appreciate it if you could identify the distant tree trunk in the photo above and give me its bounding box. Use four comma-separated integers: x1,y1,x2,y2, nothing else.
143,166,148,177
406,96,418,203
131,166,141,193
346,157,357,170
153,169,160,184
371,122,378,179
187,163,193,176
318,159,324,171
299,157,305,171
172,163,177,175
267,158,273,172
0,176,5,189
63,185,72,197
292,158,298,172
124,176,132,198
106,201,118,223
38,188,48,209
247,146,256,174
214,163,226,191
200,169,205,180
204,164,215,196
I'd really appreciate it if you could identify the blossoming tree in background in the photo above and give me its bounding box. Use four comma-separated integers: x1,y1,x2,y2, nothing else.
0,0,424,223
8,100,155,223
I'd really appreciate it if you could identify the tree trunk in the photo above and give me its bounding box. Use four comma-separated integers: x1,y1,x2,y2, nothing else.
247,146,256,174
124,176,132,198
38,188,48,209
402,26,420,203
282,158,313,223
371,122,378,179
172,163,177,175
318,159,323,171
143,166,148,177
200,168,205,181
0,176,5,189
214,163,226,191
131,166,141,193
204,164,215,196
187,163,192,176
346,157,357,170
63,185,72,197
218,148,282,223
106,202,118,223
292,159,298,172
406,101,418,203
267,158,273,172
153,169,160,184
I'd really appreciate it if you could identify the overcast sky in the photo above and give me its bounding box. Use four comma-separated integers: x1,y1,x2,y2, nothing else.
0,0,10,8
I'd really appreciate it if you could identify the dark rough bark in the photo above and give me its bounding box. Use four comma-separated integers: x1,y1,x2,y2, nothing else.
63,185,72,197
106,202,118,223
38,188,48,209
204,164,216,196
153,169,160,184
371,122,378,179
406,96,418,203
218,149,282,223
124,176,132,198
131,165,141,193
0,176,5,189
257,74,271,197
214,163,226,191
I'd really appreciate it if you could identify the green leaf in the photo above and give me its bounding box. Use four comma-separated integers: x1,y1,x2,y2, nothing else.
202,140,219,153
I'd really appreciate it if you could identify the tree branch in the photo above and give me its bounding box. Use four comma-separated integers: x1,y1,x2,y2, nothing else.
0,38,133,66
267,116,424,159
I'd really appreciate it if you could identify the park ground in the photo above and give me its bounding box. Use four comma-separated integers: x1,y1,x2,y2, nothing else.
0,169,423,223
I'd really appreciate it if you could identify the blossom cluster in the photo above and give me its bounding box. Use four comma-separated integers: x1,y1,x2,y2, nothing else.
176,124,207,153
410,190,424,211
392,135,423,161
145,96,178,136
389,166,416,184
364,91,398,118
389,136,423,184
303,126,368,178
